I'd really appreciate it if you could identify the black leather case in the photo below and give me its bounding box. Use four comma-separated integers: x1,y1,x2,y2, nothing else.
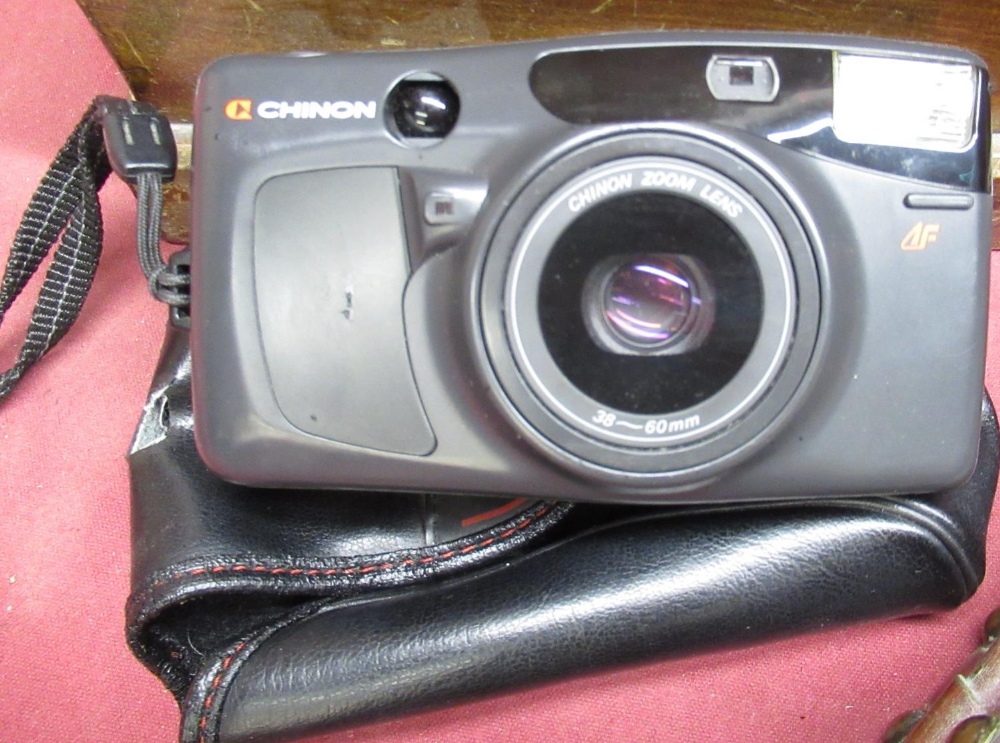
127,327,999,743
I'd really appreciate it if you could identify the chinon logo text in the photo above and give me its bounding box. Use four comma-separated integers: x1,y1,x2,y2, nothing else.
225,98,378,121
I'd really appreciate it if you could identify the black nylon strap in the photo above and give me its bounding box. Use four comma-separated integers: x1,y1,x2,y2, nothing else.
0,102,111,402
137,171,166,286
0,97,179,404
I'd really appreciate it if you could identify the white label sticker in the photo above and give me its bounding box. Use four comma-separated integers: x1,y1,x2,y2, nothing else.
833,53,977,151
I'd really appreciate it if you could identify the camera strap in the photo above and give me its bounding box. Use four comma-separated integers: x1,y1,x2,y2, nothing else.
0,96,181,404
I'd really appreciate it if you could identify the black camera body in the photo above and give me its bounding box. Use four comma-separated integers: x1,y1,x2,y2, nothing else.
189,33,992,503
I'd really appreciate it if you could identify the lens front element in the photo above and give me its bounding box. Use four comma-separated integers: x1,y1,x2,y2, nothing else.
584,253,715,355
602,254,699,349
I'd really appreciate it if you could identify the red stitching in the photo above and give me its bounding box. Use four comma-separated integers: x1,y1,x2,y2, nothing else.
153,504,553,598
186,503,554,743
197,641,247,743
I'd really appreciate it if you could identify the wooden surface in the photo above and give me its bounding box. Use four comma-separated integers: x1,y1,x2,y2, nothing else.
74,0,1000,241
77,0,1000,123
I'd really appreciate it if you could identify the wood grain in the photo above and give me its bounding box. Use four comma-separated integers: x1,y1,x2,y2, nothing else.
76,0,1000,121
75,0,1000,241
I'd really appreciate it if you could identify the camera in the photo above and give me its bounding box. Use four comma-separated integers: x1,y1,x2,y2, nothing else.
189,33,991,504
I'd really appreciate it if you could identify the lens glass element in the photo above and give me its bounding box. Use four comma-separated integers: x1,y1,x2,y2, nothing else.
606,255,693,346
585,253,713,354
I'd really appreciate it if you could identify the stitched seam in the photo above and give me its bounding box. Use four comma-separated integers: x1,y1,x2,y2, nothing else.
190,502,553,742
197,641,247,743
156,503,553,596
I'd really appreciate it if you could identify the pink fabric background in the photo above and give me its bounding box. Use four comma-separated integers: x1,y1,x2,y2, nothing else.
1,0,998,740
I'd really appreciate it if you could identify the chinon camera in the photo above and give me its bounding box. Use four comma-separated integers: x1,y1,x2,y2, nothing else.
189,33,992,504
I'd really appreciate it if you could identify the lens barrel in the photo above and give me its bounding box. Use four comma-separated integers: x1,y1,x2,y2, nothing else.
478,132,820,482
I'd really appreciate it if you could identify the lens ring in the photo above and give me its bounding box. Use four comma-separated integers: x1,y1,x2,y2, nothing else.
476,131,821,483
506,156,788,444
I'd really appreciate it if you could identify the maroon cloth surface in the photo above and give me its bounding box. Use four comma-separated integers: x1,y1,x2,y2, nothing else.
1,1,999,741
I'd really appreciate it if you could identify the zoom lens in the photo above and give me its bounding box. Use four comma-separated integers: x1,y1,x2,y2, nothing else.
479,134,820,481
583,253,715,355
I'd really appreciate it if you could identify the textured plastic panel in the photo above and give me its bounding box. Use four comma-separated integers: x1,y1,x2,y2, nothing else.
255,168,435,456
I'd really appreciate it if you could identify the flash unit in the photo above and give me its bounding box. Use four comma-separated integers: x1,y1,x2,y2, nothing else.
833,52,978,152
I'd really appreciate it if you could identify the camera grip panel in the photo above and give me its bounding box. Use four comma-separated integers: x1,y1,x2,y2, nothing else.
128,326,998,743
253,167,434,456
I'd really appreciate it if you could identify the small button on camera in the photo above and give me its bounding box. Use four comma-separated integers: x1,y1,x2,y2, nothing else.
387,75,460,141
